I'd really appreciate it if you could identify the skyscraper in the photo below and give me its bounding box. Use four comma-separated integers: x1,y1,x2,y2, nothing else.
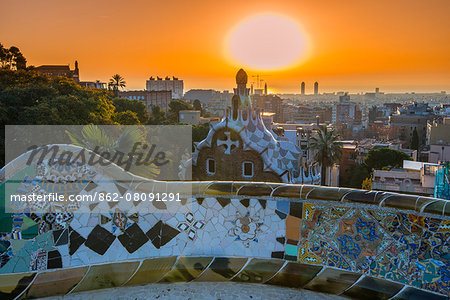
314,82,319,95
264,82,268,95
301,82,305,95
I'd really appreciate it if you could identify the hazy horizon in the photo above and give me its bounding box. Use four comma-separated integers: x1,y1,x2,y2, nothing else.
2,0,449,94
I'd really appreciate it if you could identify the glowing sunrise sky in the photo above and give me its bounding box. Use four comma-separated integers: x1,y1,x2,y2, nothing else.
1,0,449,93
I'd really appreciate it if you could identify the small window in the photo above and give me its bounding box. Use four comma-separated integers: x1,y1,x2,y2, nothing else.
242,161,254,178
206,158,215,175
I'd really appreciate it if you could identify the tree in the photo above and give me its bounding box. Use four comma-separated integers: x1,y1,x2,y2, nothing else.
108,74,126,97
362,177,372,190
410,127,419,150
364,148,411,170
309,126,343,186
192,123,210,142
341,164,371,189
148,105,167,125
0,44,26,70
167,99,193,123
113,111,140,125
113,97,149,124
193,99,202,111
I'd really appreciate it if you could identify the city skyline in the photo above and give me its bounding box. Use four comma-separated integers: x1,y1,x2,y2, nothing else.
2,0,449,93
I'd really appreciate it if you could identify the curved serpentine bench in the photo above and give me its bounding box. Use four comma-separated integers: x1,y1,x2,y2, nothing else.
0,145,448,299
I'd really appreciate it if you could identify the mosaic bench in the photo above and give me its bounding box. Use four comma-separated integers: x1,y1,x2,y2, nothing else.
0,145,449,299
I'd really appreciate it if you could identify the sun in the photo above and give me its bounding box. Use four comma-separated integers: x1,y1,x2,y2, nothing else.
226,13,309,70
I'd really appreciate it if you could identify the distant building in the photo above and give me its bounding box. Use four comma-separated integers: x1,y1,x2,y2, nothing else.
179,110,201,125
389,102,435,145
372,160,442,196
184,89,233,117
301,82,305,95
118,90,172,114
252,94,284,122
192,69,320,184
35,60,80,83
427,118,450,163
338,141,359,185
184,89,216,104
332,94,362,125
314,82,318,95
295,105,332,124
146,76,183,99
79,80,107,89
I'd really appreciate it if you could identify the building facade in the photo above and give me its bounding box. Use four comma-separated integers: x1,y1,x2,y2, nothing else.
192,69,320,184
118,90,172,113
372,160,441,196
389,102,435,145
146,76,183,99
252,94,284,123
35,60,80,83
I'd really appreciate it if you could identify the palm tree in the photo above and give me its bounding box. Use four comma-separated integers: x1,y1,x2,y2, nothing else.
309,126,343,186
66,125,160,179
108,74,126,97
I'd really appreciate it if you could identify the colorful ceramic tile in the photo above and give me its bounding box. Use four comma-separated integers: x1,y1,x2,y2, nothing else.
285,215,300,241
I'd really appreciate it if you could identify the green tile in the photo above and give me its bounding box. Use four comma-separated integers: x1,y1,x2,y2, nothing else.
285,244,298,257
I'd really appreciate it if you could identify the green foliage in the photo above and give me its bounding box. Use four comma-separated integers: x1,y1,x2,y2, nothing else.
0,43,27,70
192,123,210,143
113,97,149,124
309,126,343,185
113,111,140,125
167,99,193,123
108,74,126,97
362,176,372,190
410,127,419,150
193,99,202,110
66,125,160,179
341,164,371,189
148,105,167,125
0,69,151,167
365,147,411,170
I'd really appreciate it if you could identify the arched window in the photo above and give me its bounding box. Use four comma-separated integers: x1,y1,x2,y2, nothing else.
206,158,216,175
242,161,254,178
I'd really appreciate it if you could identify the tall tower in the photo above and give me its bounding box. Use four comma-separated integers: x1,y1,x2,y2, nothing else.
73,60,80,83
264,82,268,95
233,69,251,108
314,82,318,95
301,82,305,95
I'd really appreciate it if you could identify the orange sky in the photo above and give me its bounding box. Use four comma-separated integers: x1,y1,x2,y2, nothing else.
1,0,450,93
